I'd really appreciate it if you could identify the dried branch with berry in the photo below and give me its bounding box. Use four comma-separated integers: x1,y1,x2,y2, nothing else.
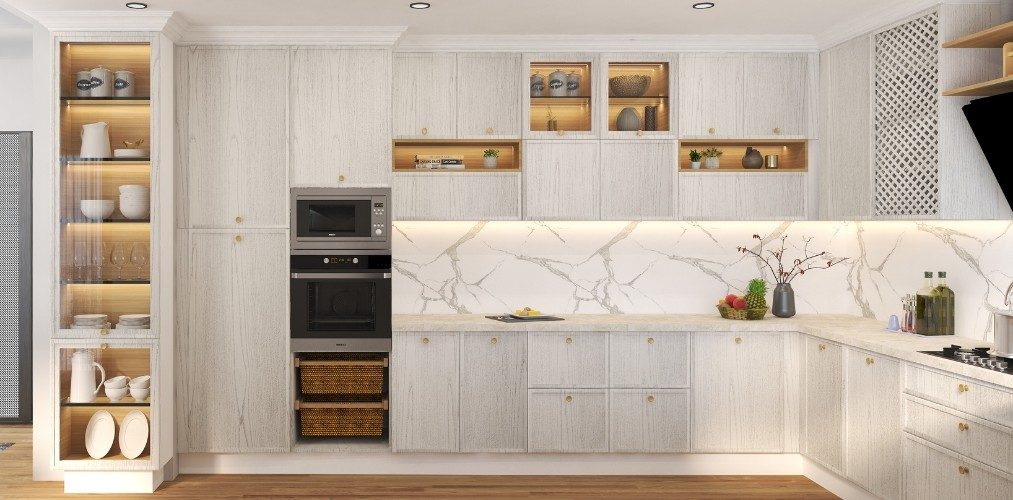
737,234,848,284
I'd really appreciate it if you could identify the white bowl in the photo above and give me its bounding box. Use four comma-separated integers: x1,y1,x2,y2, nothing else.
118,185,148,194
105,386,129,402
129,387,149,401
119,203,150,220
80,200,114,221
128,375,150,389
104,375,130,389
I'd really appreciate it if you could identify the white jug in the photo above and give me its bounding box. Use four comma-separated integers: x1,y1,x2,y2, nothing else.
80,122,111,159
69,350,106,403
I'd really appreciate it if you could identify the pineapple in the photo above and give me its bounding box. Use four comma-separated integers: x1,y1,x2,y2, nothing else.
745,279,768,309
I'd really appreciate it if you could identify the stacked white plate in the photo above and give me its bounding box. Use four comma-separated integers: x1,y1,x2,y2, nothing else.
71,314,110,329
118,185,149,220
116,314,150,329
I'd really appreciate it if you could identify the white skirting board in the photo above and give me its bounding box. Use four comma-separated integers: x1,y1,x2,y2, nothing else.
64,469,165,494
801,458,878,500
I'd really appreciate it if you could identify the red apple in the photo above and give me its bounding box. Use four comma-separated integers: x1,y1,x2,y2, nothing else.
725,294,738,305
732,297,747,310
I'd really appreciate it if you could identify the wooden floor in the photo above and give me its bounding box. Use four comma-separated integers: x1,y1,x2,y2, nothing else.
0,425,837,499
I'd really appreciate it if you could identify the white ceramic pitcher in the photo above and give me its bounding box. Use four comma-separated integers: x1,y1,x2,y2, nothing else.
80,122,111,159
69,350,106,403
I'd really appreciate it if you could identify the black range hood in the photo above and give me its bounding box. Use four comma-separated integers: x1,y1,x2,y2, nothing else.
962,92,1013,209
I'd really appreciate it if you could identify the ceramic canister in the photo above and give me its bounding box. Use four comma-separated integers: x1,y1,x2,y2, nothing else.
89,66,113,97
566,71,581,96
530,72,545,97
114,70,135,97
75,70,93,97
548,68,568,97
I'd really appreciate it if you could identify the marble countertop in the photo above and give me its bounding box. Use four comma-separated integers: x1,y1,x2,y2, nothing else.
393,314,1012,390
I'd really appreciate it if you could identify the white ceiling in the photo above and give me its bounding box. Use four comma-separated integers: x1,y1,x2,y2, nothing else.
3,0,894,36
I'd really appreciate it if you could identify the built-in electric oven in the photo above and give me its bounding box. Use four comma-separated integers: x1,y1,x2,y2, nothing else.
290,251,392,352
291,187,390,250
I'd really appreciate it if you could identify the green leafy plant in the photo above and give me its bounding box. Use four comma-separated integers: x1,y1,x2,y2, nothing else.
689,149,702,162
483,149,500,158
702,147,723,158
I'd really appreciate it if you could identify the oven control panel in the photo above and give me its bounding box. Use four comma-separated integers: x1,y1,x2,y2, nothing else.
371,199,387,238
291,254,392,271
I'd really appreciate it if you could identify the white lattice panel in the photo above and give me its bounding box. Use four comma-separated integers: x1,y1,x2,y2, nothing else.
873,12,940,217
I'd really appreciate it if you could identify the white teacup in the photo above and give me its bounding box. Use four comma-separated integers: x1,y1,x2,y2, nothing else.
103,375,130,389
128,375,150,389
105,386,128,402
129,386,149,401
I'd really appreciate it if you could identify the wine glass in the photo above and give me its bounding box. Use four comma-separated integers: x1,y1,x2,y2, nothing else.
110,243,128,280
130,243,148,280
72,241,88,281
90,242,105,281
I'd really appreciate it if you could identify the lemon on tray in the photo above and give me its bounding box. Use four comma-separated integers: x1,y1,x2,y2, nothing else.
514,307,542,317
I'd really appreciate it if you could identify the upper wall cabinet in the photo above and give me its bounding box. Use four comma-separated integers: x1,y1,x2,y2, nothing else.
393,53,458,139
523,53,600,140
456,53,521,138
600,53,678,140
290,48,392,187
679,53,811,139
179,47,289,229
523,140,600,220
600,140,676,220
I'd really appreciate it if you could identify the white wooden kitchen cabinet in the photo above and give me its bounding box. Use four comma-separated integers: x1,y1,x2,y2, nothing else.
609,332,689,388
609,389,690,453
528,332,608,388
904,397,1013,474
903,435,1013,500
391,331,460,452
845,349,902,499
391,172,521,220
904,364,1013,428
460,332,527,453
803,337,845,473
177,230,290,453
523,141,601,220
679,172,806,220
393,53,457,139
742,54,810,138
599,141,677,220
528,389,609,453
290,48,392,187
456,53,521,138
179,47,289,229
692,332,784,452
678,53,743,138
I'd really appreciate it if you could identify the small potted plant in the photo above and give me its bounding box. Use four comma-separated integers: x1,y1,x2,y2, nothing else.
702,148,723,169
483,149,500,169
689,149,702,170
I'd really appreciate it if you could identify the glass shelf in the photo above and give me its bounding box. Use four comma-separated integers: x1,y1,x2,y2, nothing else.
62,157,150,163
60,279,150,285
61,218,150,224
61,96,150,101
61,397,150,407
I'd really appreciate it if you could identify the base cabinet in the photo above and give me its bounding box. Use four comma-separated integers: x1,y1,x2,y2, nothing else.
803,338,844,472
609,389,690,453
391,331,460,452
460,332,527,452
903,436,1013,500
845,349,902,499
528,389,609,453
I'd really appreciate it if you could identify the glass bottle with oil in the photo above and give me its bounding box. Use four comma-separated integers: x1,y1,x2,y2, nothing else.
915,271,936,335
933,271,955,335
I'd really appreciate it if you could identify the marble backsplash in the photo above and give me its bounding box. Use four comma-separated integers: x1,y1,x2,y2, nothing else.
392,221,1013,342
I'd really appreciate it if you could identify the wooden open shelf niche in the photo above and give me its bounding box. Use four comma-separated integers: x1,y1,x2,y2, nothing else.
607,62,670,132
393,140,522,172
679,140,808,171
942,20,1013,96
59,43,151,98
530,62,592,132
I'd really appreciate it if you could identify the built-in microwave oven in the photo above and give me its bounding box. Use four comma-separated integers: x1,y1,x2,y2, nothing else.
290,187,390,250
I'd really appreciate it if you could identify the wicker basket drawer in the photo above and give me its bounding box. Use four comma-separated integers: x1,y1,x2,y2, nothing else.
296,400,388,437
296,354,388,397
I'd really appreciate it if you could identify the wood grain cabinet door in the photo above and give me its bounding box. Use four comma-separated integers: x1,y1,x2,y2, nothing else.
456,53,521,138
803,337,844,473
181,48,288,228
691,331,785,452
599,140,677,220
679,172,806,220
528,332,608,388
528,389,608,453
678,53,743,138
523,141,601,220
460,332,527,452
290,48,392,187
609,332,689,388
845,349,902,500
393,53,457,139
742,53,809,137
391,331,460,452
177,231,289,453
609,389,690,453
392,172,521,221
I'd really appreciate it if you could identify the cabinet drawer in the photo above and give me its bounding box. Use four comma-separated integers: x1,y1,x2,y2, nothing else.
609,389,689,453
905,365,1013,427
528,389,608,453
528,332,608,388
903,436,1012,500
609,332,689,388
905,397,1013,474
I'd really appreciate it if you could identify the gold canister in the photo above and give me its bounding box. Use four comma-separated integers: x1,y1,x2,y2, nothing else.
764,154,779,169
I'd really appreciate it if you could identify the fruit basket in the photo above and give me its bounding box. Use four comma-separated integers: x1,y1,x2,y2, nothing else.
717,304,768,321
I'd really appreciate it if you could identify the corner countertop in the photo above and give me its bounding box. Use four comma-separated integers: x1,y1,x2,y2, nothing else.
392,314,1013,390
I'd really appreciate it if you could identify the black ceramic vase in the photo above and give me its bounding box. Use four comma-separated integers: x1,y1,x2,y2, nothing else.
772,283,796,318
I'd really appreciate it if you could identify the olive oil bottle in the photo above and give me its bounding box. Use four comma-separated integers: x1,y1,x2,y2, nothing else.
915,271,936,335
933,271,955,336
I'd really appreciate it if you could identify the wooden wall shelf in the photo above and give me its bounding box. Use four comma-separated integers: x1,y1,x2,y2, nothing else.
393,140,521,172
678,139,808,171
943,74,1013,96
943,20,1013,48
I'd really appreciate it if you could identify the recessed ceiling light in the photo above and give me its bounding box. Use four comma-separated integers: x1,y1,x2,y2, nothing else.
692,2,715,9
409,2,431,9
125,2,148,9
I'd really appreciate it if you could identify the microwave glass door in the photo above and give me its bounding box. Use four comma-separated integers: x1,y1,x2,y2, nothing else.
297,200,371,238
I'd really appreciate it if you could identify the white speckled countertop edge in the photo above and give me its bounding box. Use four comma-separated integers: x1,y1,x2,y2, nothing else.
393,314,1012,390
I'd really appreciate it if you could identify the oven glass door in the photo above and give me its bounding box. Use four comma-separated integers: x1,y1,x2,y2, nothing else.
291,273,391,338
296,199,371,239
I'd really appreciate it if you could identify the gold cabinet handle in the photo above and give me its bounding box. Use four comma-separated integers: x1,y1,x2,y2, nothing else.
958,465,970,475
636,130,644,136
818,344,826,351
485,127,494,134
958,383,970,393
773,127,782,135
99,343,108,350
647,395,655,403
557,129,565,136
99,328,109,336
338,175,346,182
234,235,242,242
734,336,742,344
421,127,429,135
235,216,243,224
958,422,970,432
490,337,498,344
866,357,875,365
565,395,573,403
565,337,573,344
421,337,429,344
647,337,655,345
708,127,716,135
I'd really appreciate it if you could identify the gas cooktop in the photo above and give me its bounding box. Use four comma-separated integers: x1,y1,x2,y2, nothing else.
919,345,1012,375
